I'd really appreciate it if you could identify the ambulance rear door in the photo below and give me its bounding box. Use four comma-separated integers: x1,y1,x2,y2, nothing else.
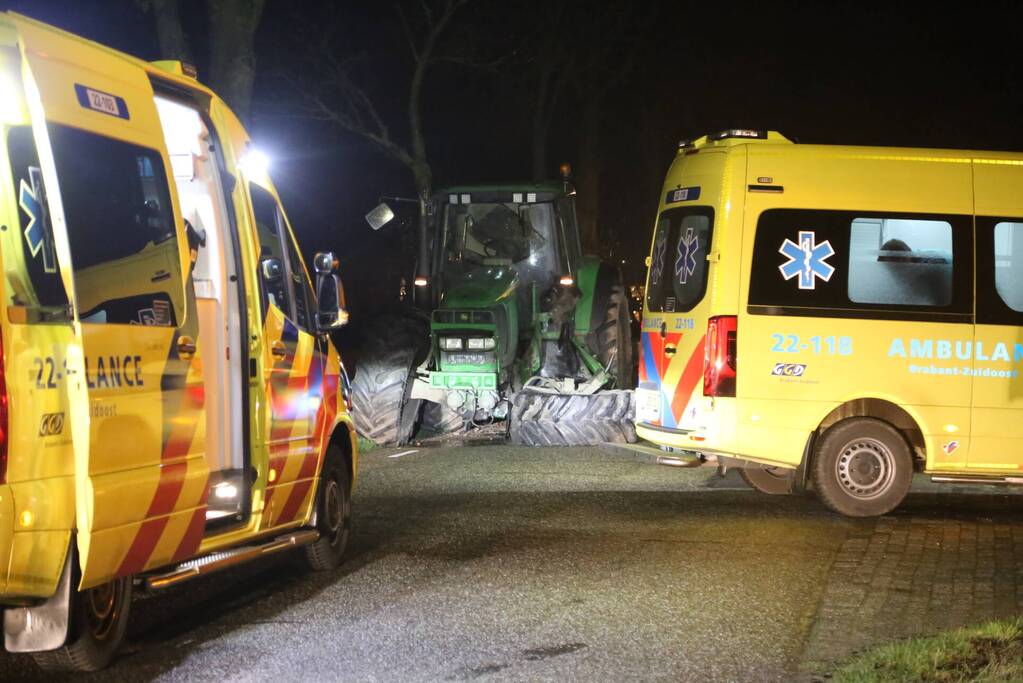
12,14,210,588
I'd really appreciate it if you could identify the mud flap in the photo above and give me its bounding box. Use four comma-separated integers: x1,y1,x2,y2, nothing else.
4,549,71,652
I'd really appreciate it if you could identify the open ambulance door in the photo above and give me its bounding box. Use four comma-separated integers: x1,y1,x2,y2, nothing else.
11,14,210,589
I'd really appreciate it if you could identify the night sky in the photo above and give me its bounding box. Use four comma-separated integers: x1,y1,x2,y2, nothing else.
3,0,1023,322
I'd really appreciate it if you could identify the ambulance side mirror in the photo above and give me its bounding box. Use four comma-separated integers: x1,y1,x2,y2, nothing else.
313,251,348,331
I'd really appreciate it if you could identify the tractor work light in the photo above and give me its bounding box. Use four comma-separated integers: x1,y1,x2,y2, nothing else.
414,276,428,287
440,337,463,350
559,275,575,286
466,337,495,350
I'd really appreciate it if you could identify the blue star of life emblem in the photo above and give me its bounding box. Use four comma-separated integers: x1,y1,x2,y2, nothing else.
650,231,667,285
675,227,699,284
19,177,56,274
778,230,834,290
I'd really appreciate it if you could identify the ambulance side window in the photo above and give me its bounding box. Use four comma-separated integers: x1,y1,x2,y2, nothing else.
4,126,70,322
748,209,971,320
249,183,295,321
285,229,314,331
48,125,182,326
977,218,1023,324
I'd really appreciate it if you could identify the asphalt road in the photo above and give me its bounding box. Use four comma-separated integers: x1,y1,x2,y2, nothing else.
2,442,1021,682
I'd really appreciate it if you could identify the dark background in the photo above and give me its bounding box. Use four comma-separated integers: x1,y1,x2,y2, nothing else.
3,0,1022,322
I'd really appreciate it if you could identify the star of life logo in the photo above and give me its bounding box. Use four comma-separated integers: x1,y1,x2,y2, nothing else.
779,230,835,290
650,231,667,285
675,227,699,284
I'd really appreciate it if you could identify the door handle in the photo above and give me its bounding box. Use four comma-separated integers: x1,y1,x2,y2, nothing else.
177,335,197,359
270,340,287,359
664,345,677,356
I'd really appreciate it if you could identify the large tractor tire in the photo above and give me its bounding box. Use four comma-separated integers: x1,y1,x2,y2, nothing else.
420,400,464,436
594,284,635,390
509,389,636,446
351,314,428,446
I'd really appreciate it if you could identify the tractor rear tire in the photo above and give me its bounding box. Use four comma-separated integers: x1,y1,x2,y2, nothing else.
594,284,635,390
509,389,636,446
351,314,427,446
420,401,464,436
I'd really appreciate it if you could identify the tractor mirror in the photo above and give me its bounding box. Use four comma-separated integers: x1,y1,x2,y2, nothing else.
365,202,395,231
314,252,349,331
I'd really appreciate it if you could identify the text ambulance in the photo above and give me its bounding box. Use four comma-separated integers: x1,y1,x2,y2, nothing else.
0,12,355,671
636,128,1023,517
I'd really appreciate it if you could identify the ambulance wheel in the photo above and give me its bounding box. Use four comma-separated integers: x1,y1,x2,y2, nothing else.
739,466,795,495
812,417,913,517
31,575,132,672
304,447,352,571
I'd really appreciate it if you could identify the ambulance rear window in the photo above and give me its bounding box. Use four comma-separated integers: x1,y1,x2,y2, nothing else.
47,125,181,326
645,206,713,313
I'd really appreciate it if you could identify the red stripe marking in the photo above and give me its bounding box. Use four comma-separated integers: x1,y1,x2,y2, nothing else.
170,507,206,563
670,334,707,422
117,517,169,575
275,479,314,527
146,462,188,517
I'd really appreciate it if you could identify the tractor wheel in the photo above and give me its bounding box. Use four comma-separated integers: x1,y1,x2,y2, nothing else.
509,389,637,446
594,284,635,390
420,401,464,436
351,314,427,446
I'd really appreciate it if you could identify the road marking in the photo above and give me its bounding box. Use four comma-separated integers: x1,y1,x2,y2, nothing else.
388,449,419,459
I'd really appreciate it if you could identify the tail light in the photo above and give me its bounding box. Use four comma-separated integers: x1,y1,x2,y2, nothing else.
0,331,8,483
703,315,737,397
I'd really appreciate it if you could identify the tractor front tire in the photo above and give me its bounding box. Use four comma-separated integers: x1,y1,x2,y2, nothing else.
594,284,635,390
510,389,636,446
351,315,427,446
420,401,464,436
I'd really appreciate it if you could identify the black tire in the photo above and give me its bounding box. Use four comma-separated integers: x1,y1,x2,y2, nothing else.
594,284,635,390
420,400,464,436
739,466,796,495
509,389,636,446
811,417,913,517
304,445,352,571
32,574,132,672
351,314,427,445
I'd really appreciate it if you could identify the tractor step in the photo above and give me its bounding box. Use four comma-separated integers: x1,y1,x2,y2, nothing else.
143,529,319,590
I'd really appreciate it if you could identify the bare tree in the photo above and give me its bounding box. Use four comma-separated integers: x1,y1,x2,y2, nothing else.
286,0,475,202
136,0,266,123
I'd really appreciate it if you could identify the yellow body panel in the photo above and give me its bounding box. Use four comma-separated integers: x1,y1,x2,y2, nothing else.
638,131,1023,482
0,12,357,604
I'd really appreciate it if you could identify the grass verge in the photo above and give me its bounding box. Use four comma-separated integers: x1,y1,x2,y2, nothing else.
827,618,1023,682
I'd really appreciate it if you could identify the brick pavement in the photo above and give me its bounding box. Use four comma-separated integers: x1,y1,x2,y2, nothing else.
801,498,1023,675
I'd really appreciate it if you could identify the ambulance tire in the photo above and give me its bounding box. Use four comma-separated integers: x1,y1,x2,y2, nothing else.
31,574,132,672
595,285,635,390
509,389,637,446
739,466,796,495
351,315,427,446
304,447,352,571
812,417,913,517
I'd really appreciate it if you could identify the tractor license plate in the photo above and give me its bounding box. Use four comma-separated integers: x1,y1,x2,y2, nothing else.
635,388,661,423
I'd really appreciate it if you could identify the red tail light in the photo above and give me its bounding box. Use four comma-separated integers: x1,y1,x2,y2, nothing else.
703,315,737,397
0,331,8,483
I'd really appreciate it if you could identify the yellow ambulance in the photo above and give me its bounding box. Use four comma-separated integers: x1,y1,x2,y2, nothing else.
636,128,1023,518
0,13,356,671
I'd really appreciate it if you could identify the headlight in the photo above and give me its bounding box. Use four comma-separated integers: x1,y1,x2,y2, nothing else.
466,337,495,350
440,337,463,350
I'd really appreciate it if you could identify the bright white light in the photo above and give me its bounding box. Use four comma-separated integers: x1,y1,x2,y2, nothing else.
239,147,270,176
213,483,238,499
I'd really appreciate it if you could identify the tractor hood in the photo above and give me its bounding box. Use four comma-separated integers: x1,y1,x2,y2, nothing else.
440,266,518,309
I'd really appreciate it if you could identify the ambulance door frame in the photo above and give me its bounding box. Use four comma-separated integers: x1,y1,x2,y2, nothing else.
150,77,253,532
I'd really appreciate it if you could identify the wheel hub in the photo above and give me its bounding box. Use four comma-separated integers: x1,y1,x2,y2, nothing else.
835,438,895,500
84,580,124,642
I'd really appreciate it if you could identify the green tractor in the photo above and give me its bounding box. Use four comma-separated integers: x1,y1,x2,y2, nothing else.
352,177,636,446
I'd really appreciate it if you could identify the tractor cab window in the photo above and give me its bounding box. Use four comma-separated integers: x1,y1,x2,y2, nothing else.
442,202,558,278
555,196,582,275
